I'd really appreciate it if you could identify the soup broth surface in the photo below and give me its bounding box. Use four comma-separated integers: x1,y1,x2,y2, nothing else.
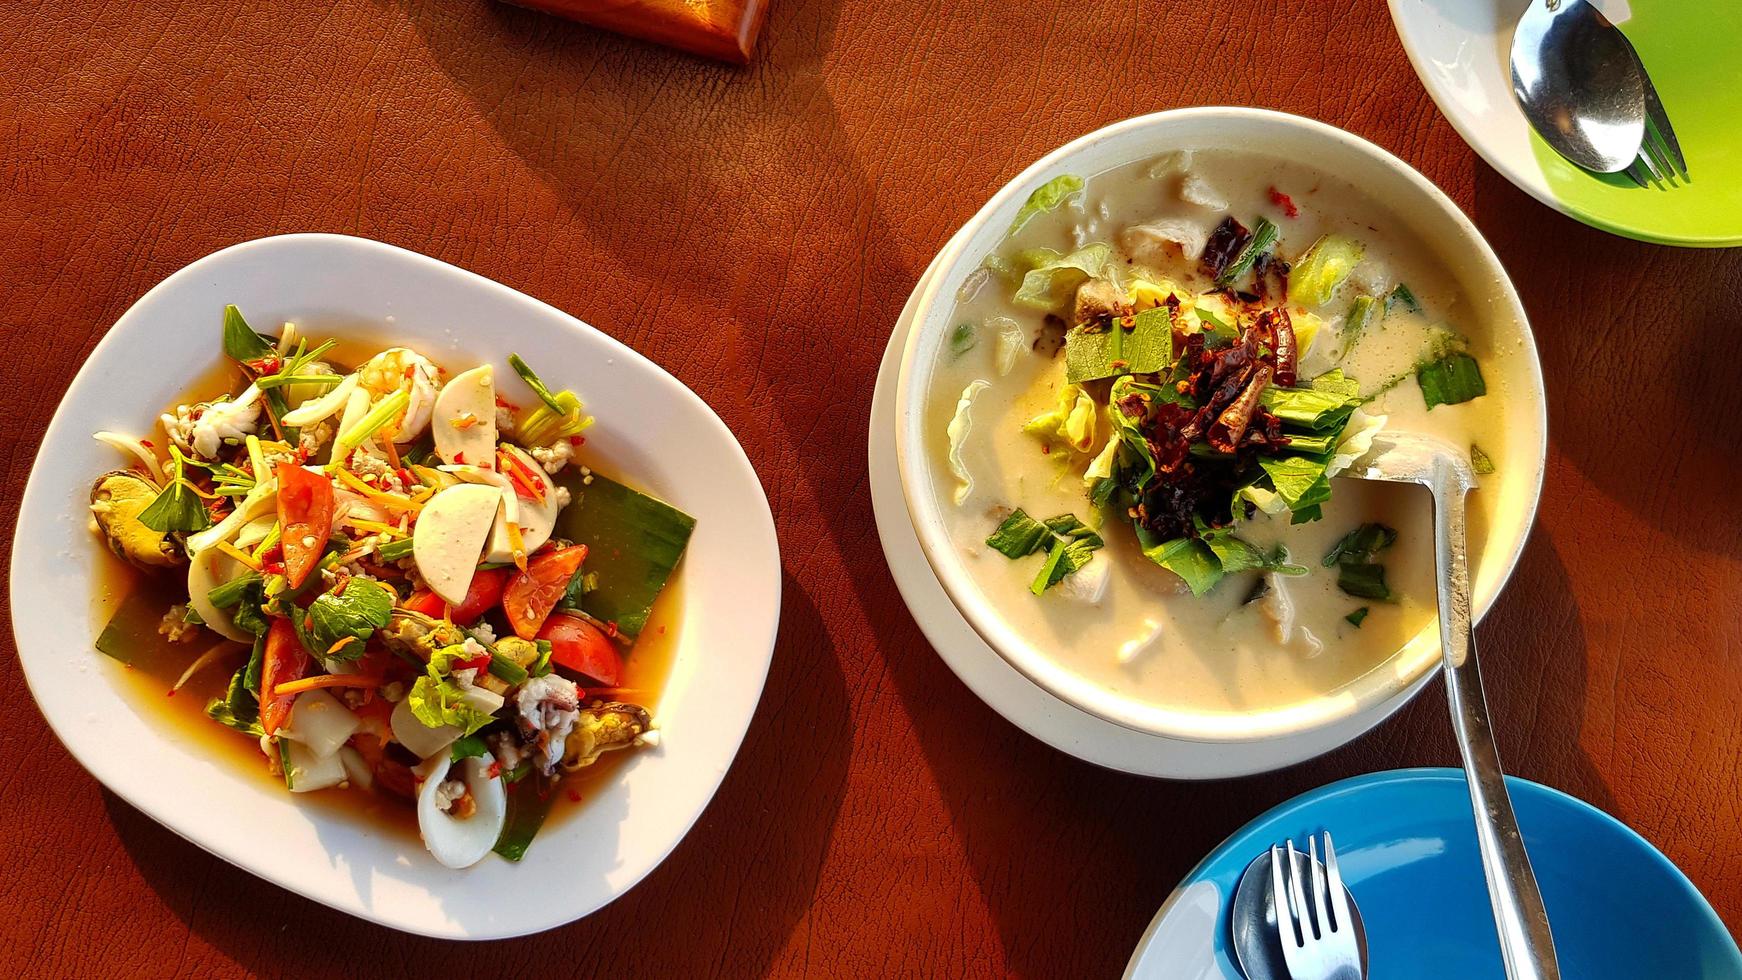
926,150,1508,715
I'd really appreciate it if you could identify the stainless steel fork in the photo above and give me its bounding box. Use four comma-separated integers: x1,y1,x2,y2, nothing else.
1623,50,1689,188
1270,833,1362,980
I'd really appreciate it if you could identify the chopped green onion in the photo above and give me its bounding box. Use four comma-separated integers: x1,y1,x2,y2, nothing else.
375,537,414,561
254,374,344,391
1345,607,1370,627
488,651,529,685
1340,295,1378,359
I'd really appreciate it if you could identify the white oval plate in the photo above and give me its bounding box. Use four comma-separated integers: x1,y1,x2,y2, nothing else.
9,234,781,939
870,237,1438,778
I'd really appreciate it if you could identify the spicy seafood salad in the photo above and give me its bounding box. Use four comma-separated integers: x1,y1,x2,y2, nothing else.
929,150,1503,711
87,307,693,868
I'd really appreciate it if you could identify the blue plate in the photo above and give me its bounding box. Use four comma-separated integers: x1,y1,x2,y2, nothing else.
1124,769,1741,979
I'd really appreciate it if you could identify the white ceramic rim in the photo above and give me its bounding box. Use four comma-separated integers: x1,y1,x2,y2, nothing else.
9,233,781,938
893,107,1547,744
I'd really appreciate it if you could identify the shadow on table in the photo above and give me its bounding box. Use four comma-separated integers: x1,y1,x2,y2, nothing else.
102,567,852,973
1468,163,1742,558
865,522,1612,976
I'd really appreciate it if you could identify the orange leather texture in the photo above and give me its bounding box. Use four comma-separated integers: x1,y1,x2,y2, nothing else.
1,1,1738,975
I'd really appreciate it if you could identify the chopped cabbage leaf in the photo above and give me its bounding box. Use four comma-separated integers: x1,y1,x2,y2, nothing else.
1022,384,1097,454
1007,174,1084,237
946,380,990,505
1012,244,1111,312
991,316,1025,376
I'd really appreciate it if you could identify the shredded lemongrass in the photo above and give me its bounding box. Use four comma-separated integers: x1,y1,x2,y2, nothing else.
93,431,167,484
344,517,401,537
505,521,528,571
252,522,282,560
332,388,409,462
216,539,263,570
173,642,243,693
245,434,269,481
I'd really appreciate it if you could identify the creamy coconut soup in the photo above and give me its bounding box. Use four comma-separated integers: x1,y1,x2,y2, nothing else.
925,150,1508,716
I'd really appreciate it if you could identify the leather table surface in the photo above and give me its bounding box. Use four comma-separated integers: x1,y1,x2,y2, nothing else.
1,1,1737,976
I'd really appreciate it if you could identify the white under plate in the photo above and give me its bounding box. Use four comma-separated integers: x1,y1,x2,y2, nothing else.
11,234,781,938
868,239,1443,779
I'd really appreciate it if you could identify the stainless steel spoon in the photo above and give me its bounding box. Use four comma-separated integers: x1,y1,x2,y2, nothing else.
1231,840,1368,980
1509,0,1645,173
1348,432,1559,979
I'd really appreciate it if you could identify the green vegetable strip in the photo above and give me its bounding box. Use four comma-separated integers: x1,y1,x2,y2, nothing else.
331,388,409,461
1340,295,1378,359
1345,607,1370,627
508,353,567,414
1214,218,1278,288
488,651,529,685
375,537,415,560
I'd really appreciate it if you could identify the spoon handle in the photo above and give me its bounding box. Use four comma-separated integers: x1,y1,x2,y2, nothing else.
1433,478,1560,980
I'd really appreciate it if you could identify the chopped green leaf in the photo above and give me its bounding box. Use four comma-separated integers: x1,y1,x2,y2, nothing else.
1322,523,1398,567
507,353,566,414
1260,385,1363,433
1417,352,1486,410
1214,217,1278,288
221,305,276,364
949,322,978,358
552,470,695,637
1064,306,1174,383
205,666,263,735
1324,523,1398,602
1289,234,1365,307
986,509,1051,559
1042,514,1104,548
304,579,395,660
1023,384,1099,452
1345,607,1370,627
494,771,555,861
1136,530,1224,596
1007,174,1084,237
1258,454,1333,520
1385,283,1421,315
137,448,213,534
1471,443,1496,475
407,674,496,735
1336,563,1393,601
450,733,490,762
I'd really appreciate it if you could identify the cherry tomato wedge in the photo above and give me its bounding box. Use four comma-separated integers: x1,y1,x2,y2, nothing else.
403,566,508,625
537,613,622,687
276,462,334,589
259,617,312,736
401,589,446,618
502,545,587,639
